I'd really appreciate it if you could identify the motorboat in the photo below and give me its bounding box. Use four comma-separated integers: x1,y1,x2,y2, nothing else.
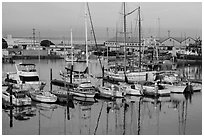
2,86,32,107
69,82,97,98
4,63,45,91
30,90,57,103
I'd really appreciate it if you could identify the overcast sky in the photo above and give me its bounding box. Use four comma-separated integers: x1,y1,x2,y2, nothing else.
2,2,202,40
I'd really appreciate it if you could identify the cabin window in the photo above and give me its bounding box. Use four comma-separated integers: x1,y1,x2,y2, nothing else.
131,85,135,89
19,76,39,82
14,93,26,98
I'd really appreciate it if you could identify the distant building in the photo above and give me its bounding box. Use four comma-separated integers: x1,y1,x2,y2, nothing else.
104,36,146,53
3,35,40,49
181,37,196,46
158,36,196,51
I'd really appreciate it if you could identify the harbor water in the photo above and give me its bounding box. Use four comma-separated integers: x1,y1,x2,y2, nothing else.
2,59,202,135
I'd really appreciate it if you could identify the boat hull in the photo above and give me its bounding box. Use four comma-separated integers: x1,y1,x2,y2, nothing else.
191,83,202,92
97,86,124,98
2,92,31,107
105,71,157,82
70,91,95,98
120,83,143,96
164,84,187,93
30,92,57,103
143,85,171,97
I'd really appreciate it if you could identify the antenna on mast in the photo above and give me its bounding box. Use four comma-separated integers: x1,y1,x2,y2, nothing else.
32,28,36,47
138,6,141,72
106,27,109,63
158,17,160,41
85,3,89,68
123,2,127,73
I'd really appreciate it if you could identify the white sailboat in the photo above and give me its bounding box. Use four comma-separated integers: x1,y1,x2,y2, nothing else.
119,82,143,96
104,3,157,83
60,29,89,85
97,84,124,98
68,3,97,98
30,90,57,103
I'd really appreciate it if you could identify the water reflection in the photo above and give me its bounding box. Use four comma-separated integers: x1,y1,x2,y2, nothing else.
2,92,199,135
3,105,37,128
2,60,201,135
178,65,202,80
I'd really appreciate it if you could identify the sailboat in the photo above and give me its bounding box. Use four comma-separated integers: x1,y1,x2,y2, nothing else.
60,29,90,85
104,3,157,83
68,3,97,98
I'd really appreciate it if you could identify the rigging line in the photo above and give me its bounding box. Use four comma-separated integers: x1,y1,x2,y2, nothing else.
126,7,139,16
86,2,103,71
119,7,139,16
93,102,104,135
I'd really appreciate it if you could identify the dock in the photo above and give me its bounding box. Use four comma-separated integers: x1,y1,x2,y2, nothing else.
51,79,78,88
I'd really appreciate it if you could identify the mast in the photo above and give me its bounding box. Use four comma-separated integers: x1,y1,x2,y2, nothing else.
71,29,73,66
138,6,141,72
85,3,89,68
158,17,160,41
63,36,65,60
116,23,118,56
123,2,127,73
70,29,73,84
106,27,109,63
86,2,103,74
38,31,41,76
33,28,36,47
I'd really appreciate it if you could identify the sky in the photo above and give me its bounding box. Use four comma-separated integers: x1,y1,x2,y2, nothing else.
2,2,202,41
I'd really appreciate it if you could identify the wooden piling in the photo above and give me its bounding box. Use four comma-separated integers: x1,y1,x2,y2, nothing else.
50,68,52,91
8,84,14,127
9,107,13,127
70,65,73,84
7,73,9,79
102,66,104,86
145,73,148,81
9,84,13,108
